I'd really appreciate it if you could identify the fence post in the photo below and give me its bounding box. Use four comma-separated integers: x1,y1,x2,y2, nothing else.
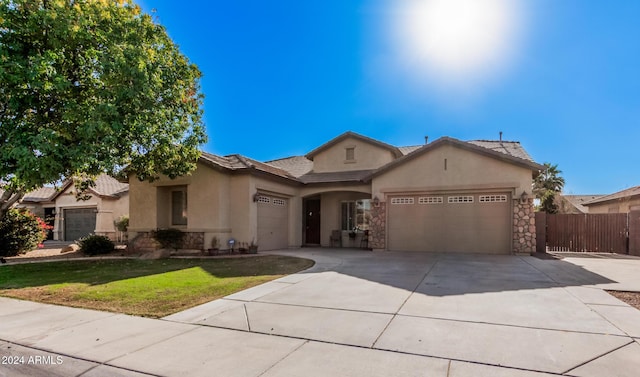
630,210,640,256
535,212,546,254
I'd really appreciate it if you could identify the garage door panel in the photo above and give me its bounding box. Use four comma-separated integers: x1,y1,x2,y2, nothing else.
257,196,288,251
64,208,97,242
388,193,511,254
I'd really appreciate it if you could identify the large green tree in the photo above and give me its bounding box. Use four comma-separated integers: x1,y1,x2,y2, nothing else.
533,162,565,213
0,0,206,218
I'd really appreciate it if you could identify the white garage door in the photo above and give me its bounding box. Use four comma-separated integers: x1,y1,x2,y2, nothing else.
387,193,511,254
257,195,289,251
64,208,97,242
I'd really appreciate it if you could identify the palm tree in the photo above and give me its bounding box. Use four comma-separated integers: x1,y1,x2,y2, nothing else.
533,163,565,213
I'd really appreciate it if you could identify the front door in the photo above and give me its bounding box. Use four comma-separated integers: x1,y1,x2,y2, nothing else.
305,199,321,244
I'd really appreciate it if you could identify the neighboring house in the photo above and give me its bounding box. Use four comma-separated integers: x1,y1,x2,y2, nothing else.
12,174,129,242
128,131,543,254
556,195,603,214
583,186,640,214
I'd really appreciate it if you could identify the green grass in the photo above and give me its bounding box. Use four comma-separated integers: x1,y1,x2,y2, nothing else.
0,256,314,317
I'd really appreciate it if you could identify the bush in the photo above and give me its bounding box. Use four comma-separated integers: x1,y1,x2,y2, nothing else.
0,209,49,257
152,228,184,250
114,215,129,232
78,235,115,255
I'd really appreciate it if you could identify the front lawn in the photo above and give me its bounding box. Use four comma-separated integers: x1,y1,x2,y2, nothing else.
0,256,314,318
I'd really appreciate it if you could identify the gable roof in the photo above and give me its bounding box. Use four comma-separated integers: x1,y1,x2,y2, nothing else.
368,137,544,179
51,174,129,200
559,194,604,213
305,131,403,160
199,152,299,182
583,186,640,206
467,140,534,162
22,187,57,203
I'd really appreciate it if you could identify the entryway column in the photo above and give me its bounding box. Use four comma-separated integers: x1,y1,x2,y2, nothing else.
369,201,386,250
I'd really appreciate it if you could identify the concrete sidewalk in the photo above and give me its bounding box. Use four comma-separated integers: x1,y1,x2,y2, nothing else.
1,250,640,377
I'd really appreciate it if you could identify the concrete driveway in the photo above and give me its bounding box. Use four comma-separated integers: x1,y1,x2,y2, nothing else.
1,249,640,377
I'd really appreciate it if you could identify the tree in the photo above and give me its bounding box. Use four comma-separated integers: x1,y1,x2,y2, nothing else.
533,162,565,213
0,0,206,219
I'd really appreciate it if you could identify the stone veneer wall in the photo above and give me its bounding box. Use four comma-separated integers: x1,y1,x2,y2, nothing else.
369,202,386,250
513,198,536,254
129,231,205,252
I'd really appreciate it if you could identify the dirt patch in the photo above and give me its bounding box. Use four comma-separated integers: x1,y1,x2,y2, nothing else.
607,291,640,310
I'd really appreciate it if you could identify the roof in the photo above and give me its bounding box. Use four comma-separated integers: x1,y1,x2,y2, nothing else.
559,195,604,213
305,131,403,160
467,140,534,162
51,174,129,200
22,187,57,202
265,156,314,178
298,170,374,184
368,137,544,179
199,152,298,181
398,146,423,155
583,186,640,206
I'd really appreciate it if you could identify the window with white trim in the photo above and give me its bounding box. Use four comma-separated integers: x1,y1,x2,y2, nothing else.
390,197,414,205
256,195,270,204
419,197,443,204
341,199,371,231
448,196,474,203
479,195,507,203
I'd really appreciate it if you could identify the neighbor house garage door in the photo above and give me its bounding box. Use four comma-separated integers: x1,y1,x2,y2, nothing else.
257,195,289,251
64,208,97,241
387,193,511,254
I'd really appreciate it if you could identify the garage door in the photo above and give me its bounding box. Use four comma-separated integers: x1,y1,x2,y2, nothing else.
64,208,97,241
387,193,511,254
257,195,289,251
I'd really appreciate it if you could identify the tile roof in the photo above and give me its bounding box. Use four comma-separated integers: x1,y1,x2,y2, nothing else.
467,140,534,162
398,145,423,155
583,186,640,206
92,174,129,197
265,156,314,178
199,152,298,181
298,170,374,184
22,187,57,202
560,195,604,213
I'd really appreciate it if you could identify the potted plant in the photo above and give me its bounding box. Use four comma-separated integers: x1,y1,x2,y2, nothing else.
248,239,258,254
208,236,220,256
238,242,248,253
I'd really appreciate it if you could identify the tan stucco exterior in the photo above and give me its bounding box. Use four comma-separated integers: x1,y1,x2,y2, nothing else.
586,197,640,214
310,137,396,173
128,133,541,254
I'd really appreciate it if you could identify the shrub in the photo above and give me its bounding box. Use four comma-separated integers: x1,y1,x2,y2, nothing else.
78,235,115,255
152,228,184,250
114,215,129,232
0,209,49,257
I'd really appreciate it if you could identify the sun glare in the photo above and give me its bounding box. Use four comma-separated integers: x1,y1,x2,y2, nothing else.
391,0,524,93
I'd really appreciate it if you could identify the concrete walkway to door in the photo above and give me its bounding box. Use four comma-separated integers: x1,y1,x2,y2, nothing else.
1,249,640,376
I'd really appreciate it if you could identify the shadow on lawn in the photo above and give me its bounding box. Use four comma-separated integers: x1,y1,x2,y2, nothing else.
0,256,315,289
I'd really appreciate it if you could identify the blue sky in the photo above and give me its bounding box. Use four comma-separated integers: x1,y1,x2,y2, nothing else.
139,0,639,195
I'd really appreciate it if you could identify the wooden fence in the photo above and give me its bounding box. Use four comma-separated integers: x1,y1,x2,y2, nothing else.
536,211,640,255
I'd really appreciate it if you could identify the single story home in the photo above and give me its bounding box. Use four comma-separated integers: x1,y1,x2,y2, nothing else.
556,194,603,214
13,174,129,242
128,131,543,254
583,186,640,214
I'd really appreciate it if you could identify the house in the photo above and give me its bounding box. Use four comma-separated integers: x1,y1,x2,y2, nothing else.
128,132,543,254
556,194,603,214
583,186,640,214
12,174,129,242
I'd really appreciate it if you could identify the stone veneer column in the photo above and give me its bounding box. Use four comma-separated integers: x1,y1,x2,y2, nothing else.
513,198,536,254
369,202,386,250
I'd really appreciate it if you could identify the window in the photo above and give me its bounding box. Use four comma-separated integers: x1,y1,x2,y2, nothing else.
256,195,270,204
345,147,355,162
341,199,371,231
448,196,474,203
391,197,414,205
171,189,188,225
419,197,443,204
479,195,507,203
272,198,286,206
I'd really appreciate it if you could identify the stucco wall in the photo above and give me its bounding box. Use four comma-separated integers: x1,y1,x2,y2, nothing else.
311,137,396,173
372,144,533,198
587,197,640,214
